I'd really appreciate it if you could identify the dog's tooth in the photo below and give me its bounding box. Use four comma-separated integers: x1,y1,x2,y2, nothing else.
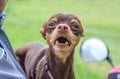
56,41,59,44
65,42,68,45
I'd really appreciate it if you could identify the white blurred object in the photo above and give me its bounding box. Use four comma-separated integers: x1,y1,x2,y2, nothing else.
80,38,108,62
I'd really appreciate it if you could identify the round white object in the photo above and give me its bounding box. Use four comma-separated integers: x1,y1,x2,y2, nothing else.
80,38,108,62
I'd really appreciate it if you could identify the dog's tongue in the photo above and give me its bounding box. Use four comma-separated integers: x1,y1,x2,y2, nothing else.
56,41,68,46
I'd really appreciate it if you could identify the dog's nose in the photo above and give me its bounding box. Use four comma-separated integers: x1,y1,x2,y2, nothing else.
57,24,68,32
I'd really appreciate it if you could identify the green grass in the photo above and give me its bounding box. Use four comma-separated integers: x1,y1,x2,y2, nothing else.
3,0,120,79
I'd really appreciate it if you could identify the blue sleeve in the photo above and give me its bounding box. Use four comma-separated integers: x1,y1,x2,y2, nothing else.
0,41,27,79
0,12,27,79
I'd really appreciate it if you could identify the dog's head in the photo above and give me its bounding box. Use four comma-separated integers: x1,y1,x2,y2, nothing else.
40,13,84,62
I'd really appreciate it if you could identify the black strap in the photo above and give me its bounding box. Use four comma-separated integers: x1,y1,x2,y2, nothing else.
44,62,54,79
44,62,49,72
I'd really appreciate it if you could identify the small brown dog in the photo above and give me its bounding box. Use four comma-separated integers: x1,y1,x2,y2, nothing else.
15,13,84,79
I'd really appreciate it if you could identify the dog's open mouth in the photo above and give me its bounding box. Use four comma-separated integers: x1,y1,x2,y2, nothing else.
55,36,71,47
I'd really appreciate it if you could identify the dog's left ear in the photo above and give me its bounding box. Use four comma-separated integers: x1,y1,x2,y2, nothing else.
81,25,85,37
40,23,47,39
78,21,85,37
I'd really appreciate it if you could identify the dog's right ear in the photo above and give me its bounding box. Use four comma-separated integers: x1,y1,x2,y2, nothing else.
40,23,47,39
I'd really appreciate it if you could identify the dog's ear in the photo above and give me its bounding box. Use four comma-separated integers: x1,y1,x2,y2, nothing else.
81,31,85,37
79,22,85,37
81,25,85,37
40,23,47,39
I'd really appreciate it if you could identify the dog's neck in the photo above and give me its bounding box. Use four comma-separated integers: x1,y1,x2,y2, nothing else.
46,47,74,63
54,50,73,63
45,48,74,79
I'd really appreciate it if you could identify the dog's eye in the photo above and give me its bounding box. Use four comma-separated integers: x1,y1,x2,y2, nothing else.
49,23,55,27
72,23,79,29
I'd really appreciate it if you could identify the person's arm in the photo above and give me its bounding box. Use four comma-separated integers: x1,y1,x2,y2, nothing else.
0,0,6,13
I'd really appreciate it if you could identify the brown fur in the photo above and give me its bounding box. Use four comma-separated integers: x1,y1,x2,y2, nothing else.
15,13,84,79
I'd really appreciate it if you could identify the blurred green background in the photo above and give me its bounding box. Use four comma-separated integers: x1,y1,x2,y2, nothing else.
3,0,120,79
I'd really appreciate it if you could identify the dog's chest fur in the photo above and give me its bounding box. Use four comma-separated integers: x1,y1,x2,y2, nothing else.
25,46,74,79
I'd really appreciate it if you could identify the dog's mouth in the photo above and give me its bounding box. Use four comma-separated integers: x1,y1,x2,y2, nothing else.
54,36,71,47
